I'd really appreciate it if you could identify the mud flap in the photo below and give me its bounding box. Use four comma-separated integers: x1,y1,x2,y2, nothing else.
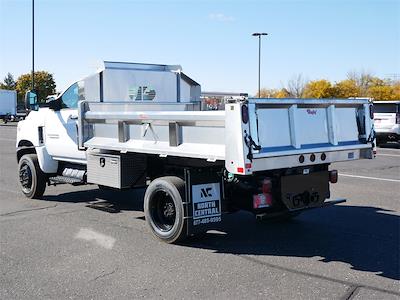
281,171,330,211
185,168,223,235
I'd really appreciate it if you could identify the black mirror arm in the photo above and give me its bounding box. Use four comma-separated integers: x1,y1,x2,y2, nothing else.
48,99,62,111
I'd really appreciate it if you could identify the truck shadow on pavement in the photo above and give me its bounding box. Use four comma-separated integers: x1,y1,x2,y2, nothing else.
185,205,400,281
42,189,399,281
42,187,145,211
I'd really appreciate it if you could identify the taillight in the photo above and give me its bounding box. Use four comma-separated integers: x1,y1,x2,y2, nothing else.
241,104,249,124
329,170,338,184
262,178,272,193
253,178,273,209
396,113,400,124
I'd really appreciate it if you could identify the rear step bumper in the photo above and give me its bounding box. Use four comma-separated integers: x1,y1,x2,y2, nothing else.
255,198,346,220
321,198,347,207
289,198,347,212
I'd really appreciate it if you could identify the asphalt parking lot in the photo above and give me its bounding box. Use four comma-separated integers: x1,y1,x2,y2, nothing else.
1,124,399,299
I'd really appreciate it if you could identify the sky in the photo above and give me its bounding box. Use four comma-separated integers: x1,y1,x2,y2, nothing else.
0,0,399,95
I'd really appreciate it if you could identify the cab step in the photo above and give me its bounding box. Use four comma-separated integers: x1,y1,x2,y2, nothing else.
49,175,84,185
48,167,86,186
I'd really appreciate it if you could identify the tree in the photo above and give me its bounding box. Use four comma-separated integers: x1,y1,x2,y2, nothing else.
286,74,307,98
303,79,334,98
392,81,400,99
367,85,395,100
365,78,398,100
275,88,291,98
0,73,16,90
16,71,56,103
332,79,359,98
256,88,279,98
347,70,375,97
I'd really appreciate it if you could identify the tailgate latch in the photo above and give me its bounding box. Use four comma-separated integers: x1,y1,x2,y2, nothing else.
244,130,261,161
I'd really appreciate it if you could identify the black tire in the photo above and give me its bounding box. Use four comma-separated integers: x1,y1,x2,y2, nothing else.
144,176,187,243
18,154,46,199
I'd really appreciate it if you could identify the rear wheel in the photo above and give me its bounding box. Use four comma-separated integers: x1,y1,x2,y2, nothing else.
144,176,187,243
18,154,46,199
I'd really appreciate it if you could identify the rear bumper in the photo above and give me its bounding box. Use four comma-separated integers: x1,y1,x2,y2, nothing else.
374,124,400,135
249,147,373,173
375,132,400,141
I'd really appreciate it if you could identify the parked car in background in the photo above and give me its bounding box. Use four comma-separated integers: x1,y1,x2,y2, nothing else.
373,101,400,145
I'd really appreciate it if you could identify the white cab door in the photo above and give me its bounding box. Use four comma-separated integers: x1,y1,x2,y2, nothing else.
44,82,86,163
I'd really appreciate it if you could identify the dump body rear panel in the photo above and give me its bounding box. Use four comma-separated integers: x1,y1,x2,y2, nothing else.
225,98,373,174
247,99,372,157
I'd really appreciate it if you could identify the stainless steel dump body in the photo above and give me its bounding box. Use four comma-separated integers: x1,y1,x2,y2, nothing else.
78,98,374,175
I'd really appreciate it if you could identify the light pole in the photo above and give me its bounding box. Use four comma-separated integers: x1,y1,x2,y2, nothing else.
31,0,35,91
252,32,268,98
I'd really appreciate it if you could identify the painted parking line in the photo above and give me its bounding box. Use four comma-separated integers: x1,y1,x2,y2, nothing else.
340,173,400,183
75,228,116,249
376,153,400,157
378,148,400,152
0,137,15,142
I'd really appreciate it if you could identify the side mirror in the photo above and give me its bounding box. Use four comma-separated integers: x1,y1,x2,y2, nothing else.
24,90,38,111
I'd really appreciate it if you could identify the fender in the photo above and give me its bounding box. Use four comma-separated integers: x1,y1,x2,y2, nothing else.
16,110,58,174
17,142,58,174
36,146,58,173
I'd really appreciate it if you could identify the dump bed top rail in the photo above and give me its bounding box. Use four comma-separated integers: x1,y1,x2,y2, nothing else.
247,98,371,105
84,110,225,124
78,101,226,161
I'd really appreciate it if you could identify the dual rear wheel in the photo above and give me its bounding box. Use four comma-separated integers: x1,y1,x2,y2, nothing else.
144,176,187,243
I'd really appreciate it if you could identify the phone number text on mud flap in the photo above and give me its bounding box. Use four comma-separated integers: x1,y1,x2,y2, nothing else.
193,216,221,226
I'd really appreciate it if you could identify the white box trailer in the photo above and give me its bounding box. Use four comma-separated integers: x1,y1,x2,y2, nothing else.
16,62,375,243
0,89,17,121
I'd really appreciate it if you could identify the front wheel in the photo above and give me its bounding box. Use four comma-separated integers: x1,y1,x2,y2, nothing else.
18,154,46,199
144,176,187,243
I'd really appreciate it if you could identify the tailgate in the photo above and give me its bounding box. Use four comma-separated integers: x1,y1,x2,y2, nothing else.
247,99,373,158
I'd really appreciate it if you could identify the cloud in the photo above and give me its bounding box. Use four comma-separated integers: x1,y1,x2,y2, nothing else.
208,13,235,22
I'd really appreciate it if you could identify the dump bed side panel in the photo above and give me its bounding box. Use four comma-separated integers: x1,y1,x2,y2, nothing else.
78,101,226,161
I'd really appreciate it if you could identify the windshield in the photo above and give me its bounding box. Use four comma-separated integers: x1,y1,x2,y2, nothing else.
60,81,84,109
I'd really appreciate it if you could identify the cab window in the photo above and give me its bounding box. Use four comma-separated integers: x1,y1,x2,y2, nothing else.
61,83,79,109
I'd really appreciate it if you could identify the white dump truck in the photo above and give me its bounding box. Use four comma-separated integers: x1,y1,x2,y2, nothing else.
16,62,375,243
